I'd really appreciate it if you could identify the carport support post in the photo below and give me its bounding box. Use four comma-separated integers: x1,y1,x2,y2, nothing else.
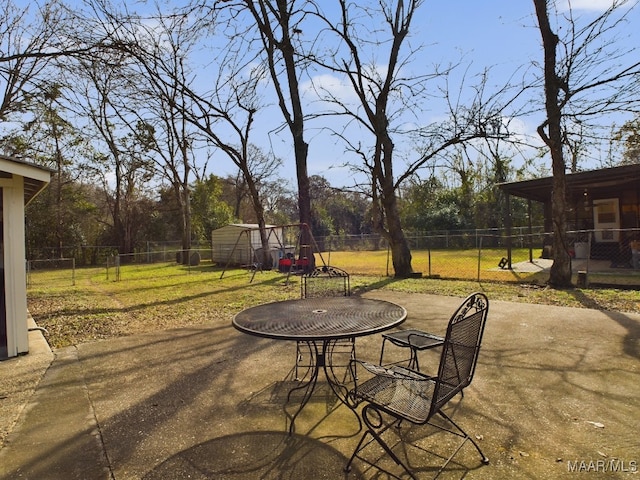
2,177,29,356
528,200,533,263
505,192,512,269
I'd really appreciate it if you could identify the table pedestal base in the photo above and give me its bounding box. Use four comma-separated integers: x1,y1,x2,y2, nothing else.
285,340,361,434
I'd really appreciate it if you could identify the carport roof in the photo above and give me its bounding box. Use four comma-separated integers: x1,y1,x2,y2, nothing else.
497,163,640,203
0,155,52,205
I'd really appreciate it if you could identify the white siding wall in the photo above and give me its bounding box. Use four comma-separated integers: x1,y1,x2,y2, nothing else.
2,176,28,356
211,225,285,266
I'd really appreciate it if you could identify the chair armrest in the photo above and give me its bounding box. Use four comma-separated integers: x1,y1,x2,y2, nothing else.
355,360,432,381
356,360,398,378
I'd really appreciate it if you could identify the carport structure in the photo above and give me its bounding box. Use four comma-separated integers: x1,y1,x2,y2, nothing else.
1,155,51,359
498,164,640,267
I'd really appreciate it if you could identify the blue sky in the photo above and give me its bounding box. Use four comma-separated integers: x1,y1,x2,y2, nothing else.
231,0,640,189
17,0,639,190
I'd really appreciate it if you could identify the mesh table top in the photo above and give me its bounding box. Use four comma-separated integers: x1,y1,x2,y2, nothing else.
233,297,407,341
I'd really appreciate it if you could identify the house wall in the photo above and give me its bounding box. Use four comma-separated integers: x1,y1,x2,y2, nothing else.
564,185,640,262
620,188,640,229
568,184,640,231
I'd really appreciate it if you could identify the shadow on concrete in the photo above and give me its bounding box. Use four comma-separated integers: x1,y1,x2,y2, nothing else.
566,288,640,359
3,291,639,479
142,431,362,479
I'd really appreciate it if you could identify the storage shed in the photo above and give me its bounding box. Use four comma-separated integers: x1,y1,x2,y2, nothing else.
1,155,51,359
211,224,286,268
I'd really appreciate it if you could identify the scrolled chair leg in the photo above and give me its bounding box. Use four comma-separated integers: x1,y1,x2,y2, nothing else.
345,404,418,479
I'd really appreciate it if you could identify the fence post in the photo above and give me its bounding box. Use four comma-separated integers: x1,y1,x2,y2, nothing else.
386,243,390,277
477,236,483,282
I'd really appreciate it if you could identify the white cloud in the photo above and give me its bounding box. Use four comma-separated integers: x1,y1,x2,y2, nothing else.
302,74,357,104
303,63,392,106
557,0,627,12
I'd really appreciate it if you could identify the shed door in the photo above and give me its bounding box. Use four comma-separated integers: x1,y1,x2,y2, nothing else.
593,198,620,242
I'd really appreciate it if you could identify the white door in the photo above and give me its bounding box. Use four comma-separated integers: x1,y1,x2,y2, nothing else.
593,198,620,242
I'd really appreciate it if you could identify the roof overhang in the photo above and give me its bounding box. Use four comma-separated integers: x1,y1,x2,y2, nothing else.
0,155,52,205
497,164,640,203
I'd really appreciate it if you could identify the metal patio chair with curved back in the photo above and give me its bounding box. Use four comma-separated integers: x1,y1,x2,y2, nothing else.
295,265,353,380
378,291,487,371
300,265,350,299
345,292,490,479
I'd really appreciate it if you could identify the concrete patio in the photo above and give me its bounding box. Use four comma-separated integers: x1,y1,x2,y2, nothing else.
1,291,638,479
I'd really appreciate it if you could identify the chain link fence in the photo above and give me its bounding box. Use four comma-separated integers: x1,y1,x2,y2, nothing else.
26,258,76,287
316,228,639,288
25,228,640,288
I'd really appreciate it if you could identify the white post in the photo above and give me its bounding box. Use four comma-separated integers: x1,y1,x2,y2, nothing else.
2,176,29,356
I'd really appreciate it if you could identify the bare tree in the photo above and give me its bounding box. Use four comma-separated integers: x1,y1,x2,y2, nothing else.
310,0,507,277
0,0,141,257
66,48,155,255
0,0,117,126
121,11,202,262
0,0,54,123
217,0,315,264
183,83,282,267
71,2,231,261
115,5,283,266
26,85,78,258
533,0,640,287
2,79,95,258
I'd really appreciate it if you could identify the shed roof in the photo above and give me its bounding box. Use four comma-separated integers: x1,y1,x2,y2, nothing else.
0,155,52,205
212,224,282,233
229,223,279,229
497,164,640,203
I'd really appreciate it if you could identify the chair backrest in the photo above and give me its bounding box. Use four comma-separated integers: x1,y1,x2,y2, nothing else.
429,292,489,417
301,265,350,298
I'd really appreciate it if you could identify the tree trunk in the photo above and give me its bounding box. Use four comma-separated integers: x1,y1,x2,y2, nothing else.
377,132,413,277
295,139,314,268
271,0,314,269
245,171,273,269
179,187,192,264
54,139,64,259
549,166,571,287
534,0,572,288
385,198,413,277
181,156,192,255
113,163,124,255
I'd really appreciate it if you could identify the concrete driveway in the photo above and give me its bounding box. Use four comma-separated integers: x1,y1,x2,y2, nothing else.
1,291,638,479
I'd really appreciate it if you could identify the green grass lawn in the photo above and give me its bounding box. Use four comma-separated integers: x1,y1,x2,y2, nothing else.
26,254,640,349
322,247,548,282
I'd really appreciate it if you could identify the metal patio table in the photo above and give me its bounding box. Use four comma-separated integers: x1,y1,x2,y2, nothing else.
233,296,407,433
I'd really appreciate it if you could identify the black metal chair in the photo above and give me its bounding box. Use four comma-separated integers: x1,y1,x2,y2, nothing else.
296,266,353,380
378,292,486,371
345,292,490,479
300,265,350,298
